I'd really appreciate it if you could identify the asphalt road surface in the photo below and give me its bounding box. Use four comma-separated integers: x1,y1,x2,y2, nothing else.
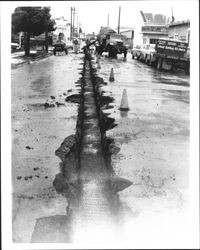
11,51,190,247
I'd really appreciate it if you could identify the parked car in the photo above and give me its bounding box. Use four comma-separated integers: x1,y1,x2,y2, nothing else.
139,44,156,64
131,45,145,59
11,43,21,51
53,42,68,55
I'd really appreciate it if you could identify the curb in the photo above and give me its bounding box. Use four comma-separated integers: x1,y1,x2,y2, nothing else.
11,53,52,69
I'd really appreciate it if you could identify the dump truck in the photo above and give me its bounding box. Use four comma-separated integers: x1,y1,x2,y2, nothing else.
150,38,190,73
53,40,68,55
96,26,128,58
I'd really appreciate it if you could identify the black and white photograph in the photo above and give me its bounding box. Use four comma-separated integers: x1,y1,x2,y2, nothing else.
1,0,199,249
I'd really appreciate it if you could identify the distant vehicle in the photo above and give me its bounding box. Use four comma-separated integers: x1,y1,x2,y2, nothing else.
53,41,68,55
97,26,128,58
65,41,73,50
11,43,21,51
131,45,142,59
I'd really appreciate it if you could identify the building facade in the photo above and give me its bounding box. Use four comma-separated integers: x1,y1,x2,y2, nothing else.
133,11,169,46
141,24,168,45
168,20,190,44
140,11,169,45
53,16,71,43
120,28,134,49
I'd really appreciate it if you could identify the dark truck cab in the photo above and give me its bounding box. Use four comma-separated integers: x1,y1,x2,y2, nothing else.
97,27,128,58
53,41,68,55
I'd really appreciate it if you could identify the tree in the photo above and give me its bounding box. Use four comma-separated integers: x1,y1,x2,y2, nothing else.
12,7,56,56
42,7,56,52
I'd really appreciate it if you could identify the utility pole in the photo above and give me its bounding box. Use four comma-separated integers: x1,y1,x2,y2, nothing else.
70,7,75,40
70,7,73,40
171,6,175,22
76,15,79,38
72,7,75,39
107,14,109,26
78,22,81,40
118,6,121,34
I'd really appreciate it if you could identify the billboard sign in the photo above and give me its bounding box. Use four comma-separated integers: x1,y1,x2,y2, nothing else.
155,39,188,57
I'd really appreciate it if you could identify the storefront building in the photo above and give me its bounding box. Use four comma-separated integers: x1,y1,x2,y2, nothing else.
168,20,190,45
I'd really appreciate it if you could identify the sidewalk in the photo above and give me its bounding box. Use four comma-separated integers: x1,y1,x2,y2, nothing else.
11,50,52,69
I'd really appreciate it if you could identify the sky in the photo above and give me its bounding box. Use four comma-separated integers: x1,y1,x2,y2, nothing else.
7,0,198,34
49,0,196,33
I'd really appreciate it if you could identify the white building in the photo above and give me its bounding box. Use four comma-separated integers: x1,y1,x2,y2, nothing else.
133,11,169,46
120,28,134,49
53,16,71,42
168,20,190,43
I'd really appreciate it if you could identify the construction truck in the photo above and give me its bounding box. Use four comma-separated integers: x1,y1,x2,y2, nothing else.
96,26,128,58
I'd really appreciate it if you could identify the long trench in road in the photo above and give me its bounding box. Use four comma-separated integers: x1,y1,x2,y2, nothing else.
31,53,132,243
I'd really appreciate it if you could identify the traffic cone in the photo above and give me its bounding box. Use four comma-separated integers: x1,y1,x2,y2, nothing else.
97,58,101,69
119,89,129,111
109,68,114,82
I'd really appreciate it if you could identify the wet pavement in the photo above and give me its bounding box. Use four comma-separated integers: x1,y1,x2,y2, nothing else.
11,50,51,68
12,51,190,245
97,53,190,245
12,52,83,242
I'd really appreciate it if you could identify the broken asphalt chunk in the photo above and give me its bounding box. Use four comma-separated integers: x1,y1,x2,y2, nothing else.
55,135,77,161
110,176,132,193
55,101,65,107
65,94,81,104
44,102,55,108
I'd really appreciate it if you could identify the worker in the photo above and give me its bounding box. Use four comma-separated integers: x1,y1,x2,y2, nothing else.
73,38,79,54
83,39,97,57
